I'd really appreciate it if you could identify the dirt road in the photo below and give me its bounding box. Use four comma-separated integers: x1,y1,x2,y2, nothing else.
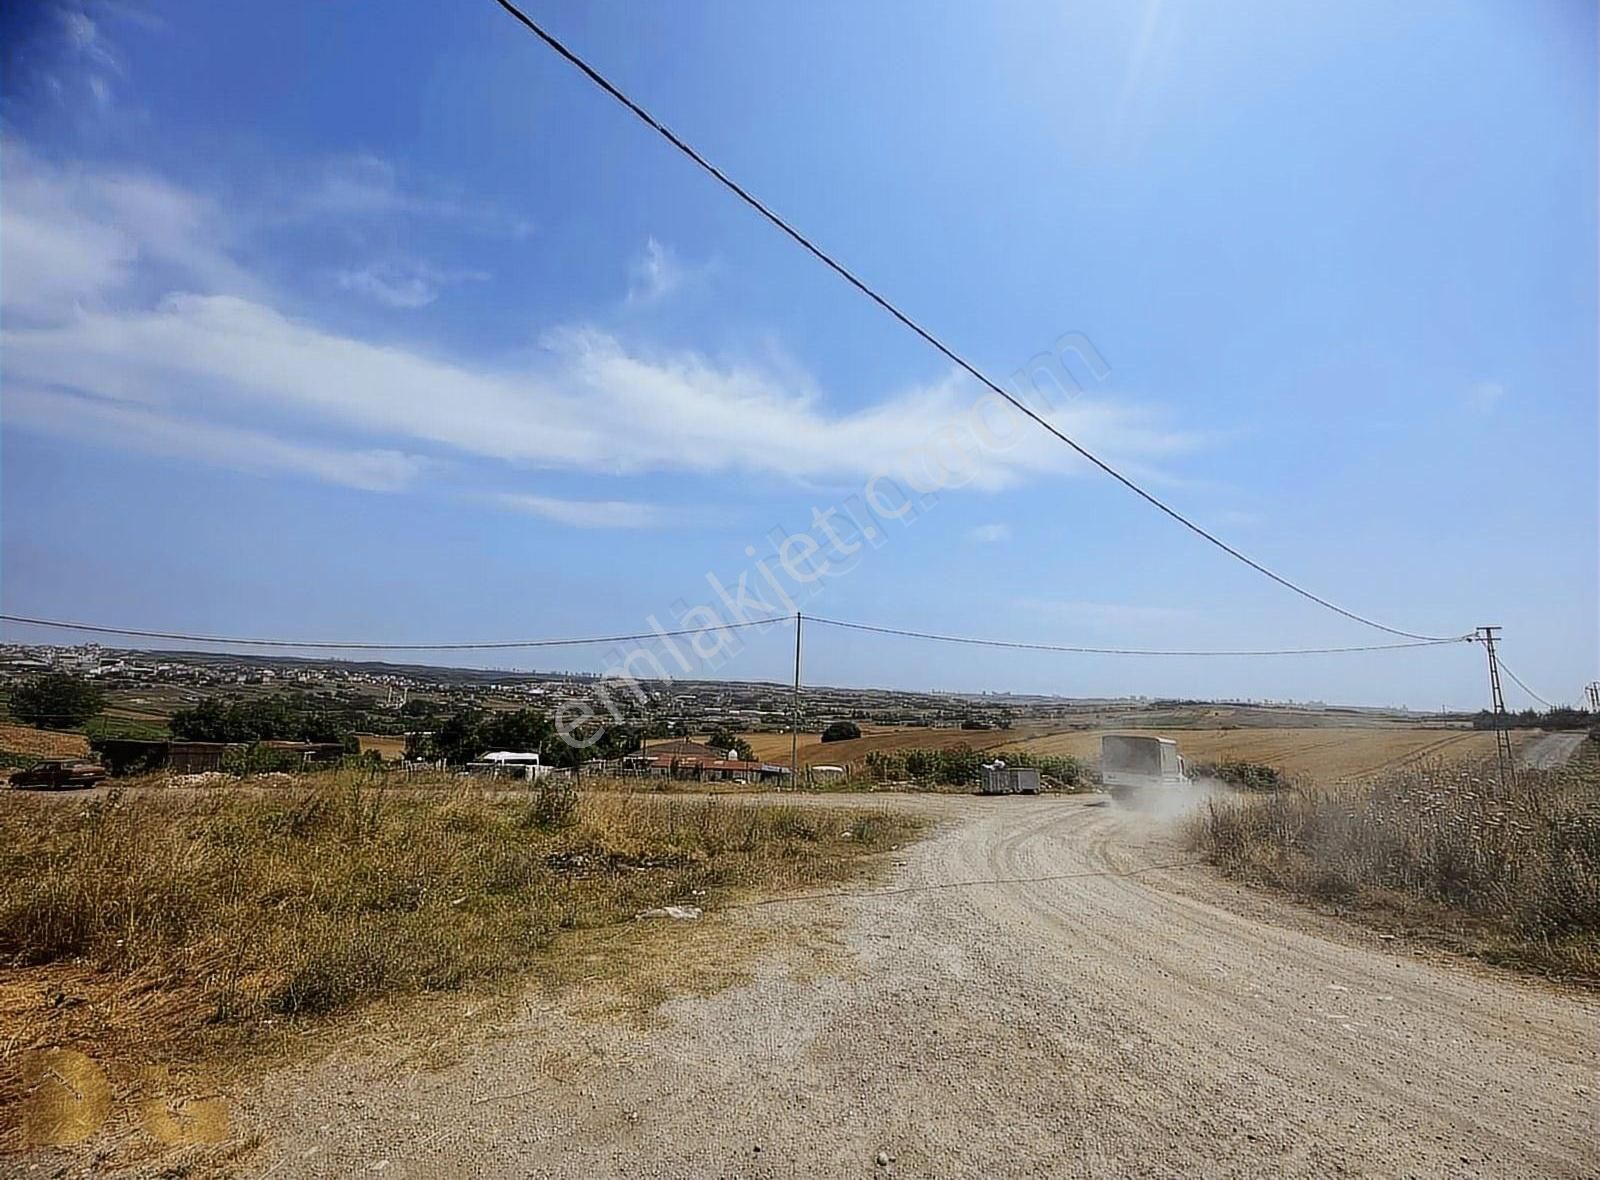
246,795,1598,1178
1521,731,1586,769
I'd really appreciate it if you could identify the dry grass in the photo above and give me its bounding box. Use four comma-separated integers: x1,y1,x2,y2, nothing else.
0,773,922,1153
1192,745,1600,982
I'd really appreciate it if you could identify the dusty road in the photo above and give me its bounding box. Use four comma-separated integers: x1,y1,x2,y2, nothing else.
246,795,1598,1178
1521,731,1586,769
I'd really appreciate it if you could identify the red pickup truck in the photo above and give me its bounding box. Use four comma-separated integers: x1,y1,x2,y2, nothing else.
9,759,109,789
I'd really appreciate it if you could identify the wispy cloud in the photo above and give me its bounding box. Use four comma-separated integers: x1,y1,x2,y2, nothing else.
60,8,120,71
492,493,671,529
968,522,1011,543
53,4,144,117
6,386,429,492
0,141,1206,515
334,260,490,310
0,140,260,319
5,296,1197,490
627,237,686,303
295,154,533,239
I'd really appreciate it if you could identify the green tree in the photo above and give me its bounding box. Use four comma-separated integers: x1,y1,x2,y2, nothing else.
431,709,488,765
7,673,106,729
481,709,553,754
404,729,438,761
168,695,355,749
820,720,861,743
706,727,755,760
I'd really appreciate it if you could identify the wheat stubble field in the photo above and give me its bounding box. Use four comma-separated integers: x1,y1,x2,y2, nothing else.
740,722,1526,780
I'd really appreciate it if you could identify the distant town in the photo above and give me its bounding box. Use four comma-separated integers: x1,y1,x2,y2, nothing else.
0,641,1437,742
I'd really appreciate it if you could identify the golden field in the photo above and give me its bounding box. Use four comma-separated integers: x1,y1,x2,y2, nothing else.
739,724,1529,781
0,724,90,760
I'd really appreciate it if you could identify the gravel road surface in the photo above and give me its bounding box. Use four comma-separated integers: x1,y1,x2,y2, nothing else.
1521,731,1586,770
246,793,1598,1178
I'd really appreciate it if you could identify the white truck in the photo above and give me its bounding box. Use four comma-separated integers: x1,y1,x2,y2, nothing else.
1099,735,1189,795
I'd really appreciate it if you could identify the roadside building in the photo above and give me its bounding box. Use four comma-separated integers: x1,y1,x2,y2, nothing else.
90,739,244,775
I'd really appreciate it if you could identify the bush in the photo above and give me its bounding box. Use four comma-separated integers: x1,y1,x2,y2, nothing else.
858,743,1091,789
1472,706,1596,732
6,674,105,730
222,744,306,776
527,776,578,830
990,750,1088,790
820,721,861,743
1191,759,1286,792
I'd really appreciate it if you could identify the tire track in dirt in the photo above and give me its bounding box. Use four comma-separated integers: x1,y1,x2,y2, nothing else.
242,794,1599,1179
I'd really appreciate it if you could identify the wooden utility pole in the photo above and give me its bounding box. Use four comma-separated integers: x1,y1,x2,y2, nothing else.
790,612,802,789
1477,625,1513,788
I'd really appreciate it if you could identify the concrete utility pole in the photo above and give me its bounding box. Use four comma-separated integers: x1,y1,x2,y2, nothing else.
1477,625,1514,789
791,612,802,790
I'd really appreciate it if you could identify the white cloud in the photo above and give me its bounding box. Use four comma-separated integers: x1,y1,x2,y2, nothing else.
492,493,669,529
627,237,686,303
0,141,1206,512
968,523,1011,543
334,260,490,309
0,140,259,318
5,386,428,492
3,298,1196,490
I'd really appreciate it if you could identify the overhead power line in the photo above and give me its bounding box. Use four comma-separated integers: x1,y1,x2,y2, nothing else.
1494,657,1553,709
0,613,787,652
1,611,1471,659
806,615,1472,657
486,0,1458,644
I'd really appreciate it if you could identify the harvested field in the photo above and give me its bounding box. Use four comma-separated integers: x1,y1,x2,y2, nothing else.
0,724,90,761
740,724,1528,781
356,733,407,761
1007,726,1529,780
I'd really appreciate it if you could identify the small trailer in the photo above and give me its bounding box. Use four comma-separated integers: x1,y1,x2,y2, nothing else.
1099,735,1189,795
978,761,1040,795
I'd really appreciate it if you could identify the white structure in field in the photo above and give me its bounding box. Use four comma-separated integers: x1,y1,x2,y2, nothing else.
978,760,1040,795
468,750,549,780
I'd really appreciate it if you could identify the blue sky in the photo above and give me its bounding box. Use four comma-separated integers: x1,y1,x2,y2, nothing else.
1,0,1594,709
